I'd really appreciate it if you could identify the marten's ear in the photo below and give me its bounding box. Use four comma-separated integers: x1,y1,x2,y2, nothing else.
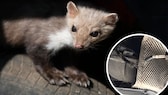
66,1,79,18
104,13,118,25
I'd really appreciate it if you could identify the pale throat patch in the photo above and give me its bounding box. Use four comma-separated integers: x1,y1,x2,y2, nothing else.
45,28,73,52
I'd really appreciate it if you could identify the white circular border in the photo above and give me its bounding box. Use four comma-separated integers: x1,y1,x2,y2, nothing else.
106,33,168,95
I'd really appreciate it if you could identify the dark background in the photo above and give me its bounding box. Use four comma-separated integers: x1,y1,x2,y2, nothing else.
0,0,167,95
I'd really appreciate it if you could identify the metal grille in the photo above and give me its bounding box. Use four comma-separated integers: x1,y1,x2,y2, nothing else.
133,36,168,92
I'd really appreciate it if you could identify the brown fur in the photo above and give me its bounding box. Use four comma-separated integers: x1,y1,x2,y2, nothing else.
3,17,66,46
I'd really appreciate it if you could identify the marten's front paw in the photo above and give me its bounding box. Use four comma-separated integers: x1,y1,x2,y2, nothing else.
65,67,90,87
45,68,69,86
69,72,90,87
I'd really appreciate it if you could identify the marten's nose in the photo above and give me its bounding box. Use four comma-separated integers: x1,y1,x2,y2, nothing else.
75,44,84,49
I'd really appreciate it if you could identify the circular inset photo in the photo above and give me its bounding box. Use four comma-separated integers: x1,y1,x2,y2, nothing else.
106,33,168,95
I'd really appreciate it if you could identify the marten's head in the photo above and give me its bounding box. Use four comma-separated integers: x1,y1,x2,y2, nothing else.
66,1,118,49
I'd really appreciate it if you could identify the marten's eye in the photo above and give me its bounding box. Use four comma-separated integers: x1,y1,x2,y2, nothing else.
71,25,77,32
90,31,100,37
